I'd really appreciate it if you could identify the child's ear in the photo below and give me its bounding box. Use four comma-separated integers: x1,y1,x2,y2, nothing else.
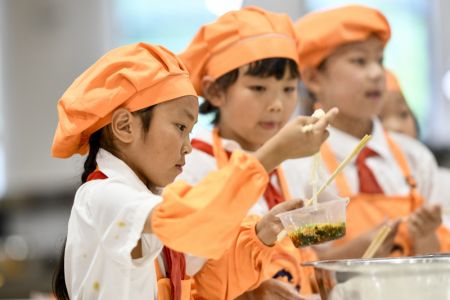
110,108,136,144
201,76,226,107
301,67,323,97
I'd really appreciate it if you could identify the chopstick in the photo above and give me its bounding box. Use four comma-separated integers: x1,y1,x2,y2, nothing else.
305,134,372,206
362,225,392,259
304,109,326,207
309,153,321,207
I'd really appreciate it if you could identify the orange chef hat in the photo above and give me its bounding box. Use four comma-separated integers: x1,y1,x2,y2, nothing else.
52,42,197,158
295,5,391,71
385,69,402,92
179,6,299,96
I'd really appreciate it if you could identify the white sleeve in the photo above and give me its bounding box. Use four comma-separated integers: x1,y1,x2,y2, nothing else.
85,180,163,266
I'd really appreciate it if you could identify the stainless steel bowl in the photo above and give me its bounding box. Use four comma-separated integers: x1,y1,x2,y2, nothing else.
303,254,450,300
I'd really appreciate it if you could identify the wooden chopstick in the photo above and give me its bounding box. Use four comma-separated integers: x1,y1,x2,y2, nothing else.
362,225,391,259
305,134,372,206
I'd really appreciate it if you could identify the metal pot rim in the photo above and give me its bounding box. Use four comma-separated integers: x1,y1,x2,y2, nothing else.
302,254,450,273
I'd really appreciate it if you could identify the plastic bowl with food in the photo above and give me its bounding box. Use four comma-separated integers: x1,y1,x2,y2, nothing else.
277,198,348,248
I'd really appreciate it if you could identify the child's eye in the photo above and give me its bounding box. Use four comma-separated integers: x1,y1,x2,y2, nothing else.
249,85,266,92
176,124,187,132
399,110,410,119
351,57,366,66
284,86,296,93
378,56,384,66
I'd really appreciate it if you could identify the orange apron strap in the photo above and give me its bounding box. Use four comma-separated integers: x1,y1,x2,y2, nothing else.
277,167,292,200
384,131,417,189
384,131,422,210
212,128,229,169
320,142,352,197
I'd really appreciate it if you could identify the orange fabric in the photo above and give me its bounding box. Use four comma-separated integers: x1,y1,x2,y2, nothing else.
191,129,317,297
52,42,196,158
212,128,230,169
386,133,450,252
295,5,391,71
320,132,423,256
155,260,193,300
179,6,299,96
385,69,402,92
216,128,292,207
192,215,280,300
151,150,269,259
356,147,384,194
268,237,318,294
193,130,291,209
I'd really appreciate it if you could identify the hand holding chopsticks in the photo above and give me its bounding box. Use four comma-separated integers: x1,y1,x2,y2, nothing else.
362,225,392,259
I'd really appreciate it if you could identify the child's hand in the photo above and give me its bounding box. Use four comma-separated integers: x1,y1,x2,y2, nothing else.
255,108,338,172
255,199,303,246
408,204,442,235
275,107,339,159
235,279,302,300
408,204,442,254
371,219,401,258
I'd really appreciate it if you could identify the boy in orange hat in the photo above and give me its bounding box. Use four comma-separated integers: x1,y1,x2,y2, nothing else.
51,42,336,299
178,6,342,299
294,4,448,259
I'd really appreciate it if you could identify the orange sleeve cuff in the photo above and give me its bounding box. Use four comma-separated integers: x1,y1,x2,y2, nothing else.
266,238,319,295
151,151,269,259
193,215,278,300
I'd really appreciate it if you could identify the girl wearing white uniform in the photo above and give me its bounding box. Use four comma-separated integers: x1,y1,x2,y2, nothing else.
52,42,334,300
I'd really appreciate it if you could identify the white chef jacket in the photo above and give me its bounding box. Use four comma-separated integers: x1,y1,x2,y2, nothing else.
65,149,164,299
283,118,439,202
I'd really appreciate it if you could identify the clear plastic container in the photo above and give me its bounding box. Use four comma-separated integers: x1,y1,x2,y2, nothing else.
277,198,348,248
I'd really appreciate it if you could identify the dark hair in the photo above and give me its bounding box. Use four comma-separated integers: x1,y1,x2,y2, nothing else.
201,57,300,124
53,106,154,299
52,239,69,300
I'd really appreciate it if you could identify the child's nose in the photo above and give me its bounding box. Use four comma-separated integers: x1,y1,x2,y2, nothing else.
183,136,193,155
268,96,283,112
368,62,384,81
